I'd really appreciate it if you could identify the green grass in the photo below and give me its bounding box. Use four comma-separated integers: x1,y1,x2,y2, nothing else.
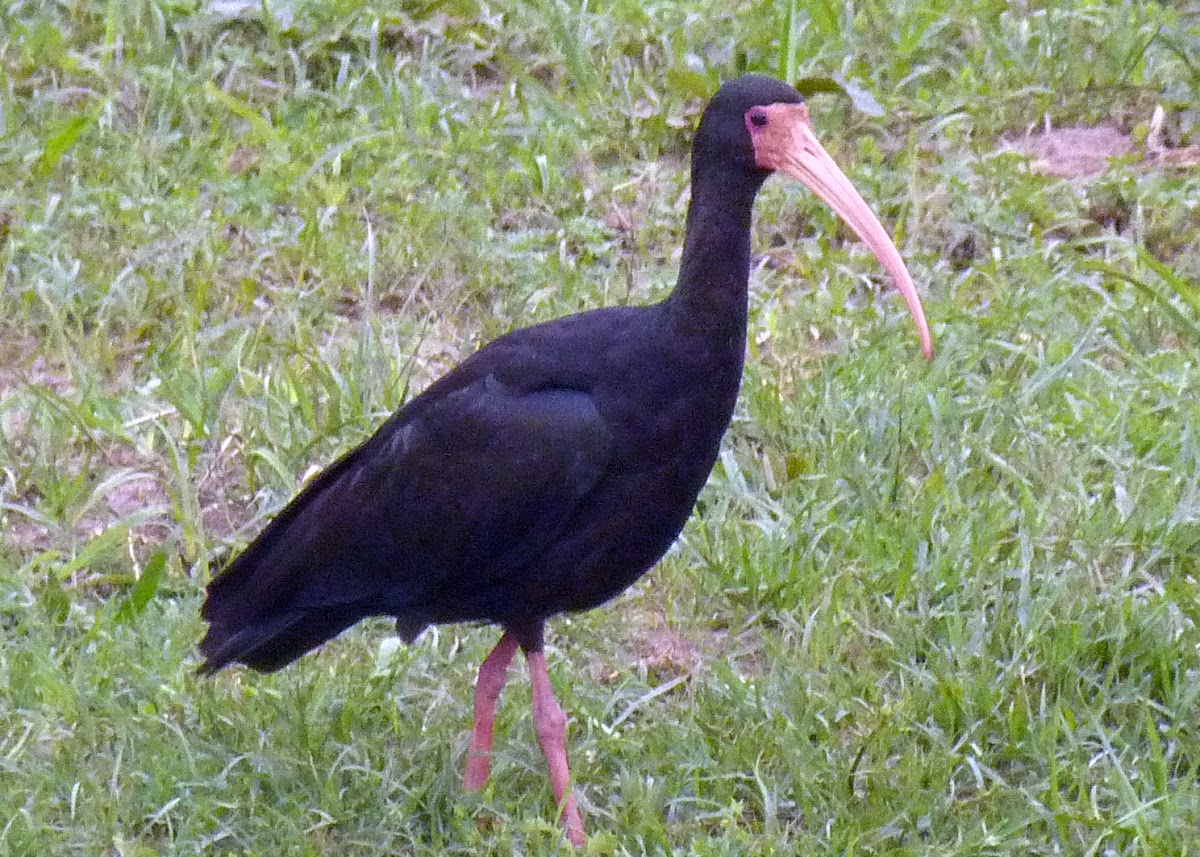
3,0,1200,853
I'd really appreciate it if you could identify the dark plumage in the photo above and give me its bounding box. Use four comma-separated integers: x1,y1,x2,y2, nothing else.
200,74,931,846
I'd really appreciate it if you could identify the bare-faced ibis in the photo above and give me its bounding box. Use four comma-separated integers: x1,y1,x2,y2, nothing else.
200,74,933,846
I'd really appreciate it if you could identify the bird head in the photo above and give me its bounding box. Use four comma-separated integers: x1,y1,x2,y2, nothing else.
696,75,934,360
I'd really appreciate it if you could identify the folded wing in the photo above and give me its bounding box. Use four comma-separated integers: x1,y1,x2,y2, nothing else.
199,372,612,672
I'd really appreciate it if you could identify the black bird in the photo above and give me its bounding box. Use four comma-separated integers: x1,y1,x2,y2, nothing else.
200,74,932,846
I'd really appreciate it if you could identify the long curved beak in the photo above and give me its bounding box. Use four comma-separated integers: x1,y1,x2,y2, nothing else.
750,103,933,359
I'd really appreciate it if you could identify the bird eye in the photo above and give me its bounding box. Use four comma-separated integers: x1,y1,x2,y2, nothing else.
749,110,768,128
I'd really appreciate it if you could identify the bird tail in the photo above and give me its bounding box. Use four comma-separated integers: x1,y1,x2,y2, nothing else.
198,437,394,673
198,600,368,673
199,530,396,674
197,412,444,674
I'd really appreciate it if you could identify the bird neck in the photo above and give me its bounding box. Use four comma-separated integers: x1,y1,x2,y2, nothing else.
665,171,763,341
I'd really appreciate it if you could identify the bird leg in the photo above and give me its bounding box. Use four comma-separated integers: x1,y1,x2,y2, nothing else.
525,647,586,848
464,631,520,792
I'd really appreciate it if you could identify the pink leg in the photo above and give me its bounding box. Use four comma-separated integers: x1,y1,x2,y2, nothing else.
526,649,586,848
464,632,520,792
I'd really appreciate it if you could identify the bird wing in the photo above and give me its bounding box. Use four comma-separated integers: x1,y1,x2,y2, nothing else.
378,373,614,581
200,368,612,669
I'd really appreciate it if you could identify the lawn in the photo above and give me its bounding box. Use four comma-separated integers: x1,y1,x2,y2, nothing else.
2,0,1199,854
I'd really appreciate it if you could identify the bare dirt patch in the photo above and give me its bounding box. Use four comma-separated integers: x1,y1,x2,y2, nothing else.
0,330,74,396
632,627,704,678
9,518,54,552
1004,122,1200,179
1004,125,1134,178
590,593,770,687
105,474,169,518
1150,146,1200,170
